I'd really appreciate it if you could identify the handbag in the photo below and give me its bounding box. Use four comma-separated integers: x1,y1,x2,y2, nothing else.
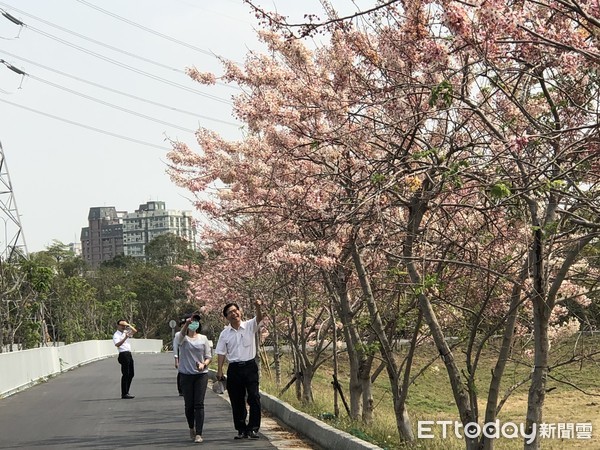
212,378,227,394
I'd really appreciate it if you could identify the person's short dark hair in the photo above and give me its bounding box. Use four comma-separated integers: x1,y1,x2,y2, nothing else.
180,313,193,326
192,313,201,322
117,319,127,326
223,303,239,317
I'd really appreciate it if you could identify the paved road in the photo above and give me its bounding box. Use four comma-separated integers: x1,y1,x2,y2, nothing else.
0,353,315,449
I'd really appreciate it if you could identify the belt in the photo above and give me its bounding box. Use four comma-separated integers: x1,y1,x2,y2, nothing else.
229,359,254,366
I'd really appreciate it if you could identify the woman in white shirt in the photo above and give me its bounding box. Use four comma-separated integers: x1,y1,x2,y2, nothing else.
178,313,212,443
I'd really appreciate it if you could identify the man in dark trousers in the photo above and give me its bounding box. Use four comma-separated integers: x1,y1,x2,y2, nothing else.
113,319,137,399
215,299,263,439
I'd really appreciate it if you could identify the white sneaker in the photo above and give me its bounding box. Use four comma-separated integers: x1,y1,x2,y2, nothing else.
194,435,203,443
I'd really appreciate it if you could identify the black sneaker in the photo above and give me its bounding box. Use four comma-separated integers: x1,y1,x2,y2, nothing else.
248,430,259,439
234,432,248,439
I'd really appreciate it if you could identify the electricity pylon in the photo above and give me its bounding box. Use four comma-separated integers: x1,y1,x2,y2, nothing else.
0,139,28,261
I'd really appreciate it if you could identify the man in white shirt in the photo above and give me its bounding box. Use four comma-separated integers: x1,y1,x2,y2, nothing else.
113,319,137,399
216,299,263,439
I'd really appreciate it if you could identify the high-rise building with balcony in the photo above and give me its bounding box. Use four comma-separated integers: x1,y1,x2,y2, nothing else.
122,201,195,259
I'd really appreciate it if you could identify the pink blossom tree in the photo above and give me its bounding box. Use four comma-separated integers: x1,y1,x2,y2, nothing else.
168,1,600,449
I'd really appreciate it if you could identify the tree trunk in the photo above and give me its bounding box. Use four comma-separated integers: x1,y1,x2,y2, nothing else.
394,400,414,443
273,321,281,387
524,304,549,450
324,267,366,420
409,279,478,449
523,223,549,450
404,194,478,449
360,364,374,423
482,267,526,450
351,242,414,441
331,302,340,417
302,365,315,403
292,348,303,401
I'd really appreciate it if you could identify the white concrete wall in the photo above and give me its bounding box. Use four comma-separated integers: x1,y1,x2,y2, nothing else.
0,339,162,398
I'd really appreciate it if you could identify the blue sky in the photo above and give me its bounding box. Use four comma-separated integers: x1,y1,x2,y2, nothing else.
0,0,365,253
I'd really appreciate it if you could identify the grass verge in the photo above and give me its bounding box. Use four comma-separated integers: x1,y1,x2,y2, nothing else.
259,338,600,449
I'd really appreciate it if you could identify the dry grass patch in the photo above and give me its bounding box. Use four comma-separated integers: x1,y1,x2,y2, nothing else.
259,338,600,449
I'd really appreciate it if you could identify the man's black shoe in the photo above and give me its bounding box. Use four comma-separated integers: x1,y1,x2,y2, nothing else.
248,430,260,439
234,432,248,439
121,394,135,399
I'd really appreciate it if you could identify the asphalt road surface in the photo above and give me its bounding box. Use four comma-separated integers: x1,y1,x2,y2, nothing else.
0,352,315,449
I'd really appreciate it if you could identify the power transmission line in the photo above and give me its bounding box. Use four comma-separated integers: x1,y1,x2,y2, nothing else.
1,58,196,133
0,50,240,127
0,7,232,104
0,2,186,74
0,3,240,90
0,98,173,151
26,25,232,103
31,74,198,133
75,0,217,56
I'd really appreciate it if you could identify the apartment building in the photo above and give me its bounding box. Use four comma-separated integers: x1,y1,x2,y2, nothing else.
80,206,124,267
122,201,195,259
80,201,195,267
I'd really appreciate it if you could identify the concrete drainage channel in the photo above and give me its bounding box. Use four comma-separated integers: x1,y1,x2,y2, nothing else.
260,391,382,450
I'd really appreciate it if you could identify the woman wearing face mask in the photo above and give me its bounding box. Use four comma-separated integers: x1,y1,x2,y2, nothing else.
178,313,212,443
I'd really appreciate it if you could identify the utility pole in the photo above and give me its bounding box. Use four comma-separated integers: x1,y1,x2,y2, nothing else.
0,139,28,261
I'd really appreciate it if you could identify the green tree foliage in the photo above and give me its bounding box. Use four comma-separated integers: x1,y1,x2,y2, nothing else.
145,233,198,266
0,259,33,351
53,277,98,343
2,237,199,350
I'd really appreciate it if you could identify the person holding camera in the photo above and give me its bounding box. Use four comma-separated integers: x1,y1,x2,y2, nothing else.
173,317,187,396
113,319,137,399
178,313,212,443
